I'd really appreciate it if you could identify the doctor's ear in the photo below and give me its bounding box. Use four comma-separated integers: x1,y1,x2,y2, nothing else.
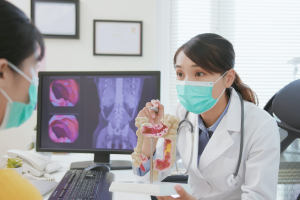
225,69,235,88
0,59,10,87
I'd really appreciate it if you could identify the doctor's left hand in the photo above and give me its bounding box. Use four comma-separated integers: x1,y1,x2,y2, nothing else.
156,185,196,200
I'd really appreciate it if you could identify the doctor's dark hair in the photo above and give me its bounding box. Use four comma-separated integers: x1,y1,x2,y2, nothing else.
174,33,258,106
0,0,45,69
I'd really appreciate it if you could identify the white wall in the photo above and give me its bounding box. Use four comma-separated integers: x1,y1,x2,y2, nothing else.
0,0,159,166
45,0,157,72
8,0,157,72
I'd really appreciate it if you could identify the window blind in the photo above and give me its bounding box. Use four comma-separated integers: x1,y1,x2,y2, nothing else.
170,0,300,109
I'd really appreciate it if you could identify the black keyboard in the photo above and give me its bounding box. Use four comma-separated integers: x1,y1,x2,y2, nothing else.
49,169,114,200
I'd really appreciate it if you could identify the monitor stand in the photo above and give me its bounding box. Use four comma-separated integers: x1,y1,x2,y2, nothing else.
70,153,132,170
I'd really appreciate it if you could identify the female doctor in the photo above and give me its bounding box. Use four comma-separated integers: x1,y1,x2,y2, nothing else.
133,33,280,200
0,1,45,199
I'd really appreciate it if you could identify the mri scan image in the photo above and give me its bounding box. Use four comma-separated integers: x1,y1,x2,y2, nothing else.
93,77,144,149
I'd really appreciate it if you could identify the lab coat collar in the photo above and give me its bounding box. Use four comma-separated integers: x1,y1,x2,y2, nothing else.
226,88,242,132
191,88,242,171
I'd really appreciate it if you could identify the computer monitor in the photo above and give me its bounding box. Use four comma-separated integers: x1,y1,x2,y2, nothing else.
36,71,160,170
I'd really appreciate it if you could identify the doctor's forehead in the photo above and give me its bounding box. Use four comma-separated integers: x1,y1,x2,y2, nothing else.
174,51,204,70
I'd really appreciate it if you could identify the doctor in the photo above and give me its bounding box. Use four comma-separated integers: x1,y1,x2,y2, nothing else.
133,33,280,200
0,1,44,199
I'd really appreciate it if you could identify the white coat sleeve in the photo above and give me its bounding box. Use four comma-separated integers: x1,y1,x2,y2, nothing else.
241,118,280,200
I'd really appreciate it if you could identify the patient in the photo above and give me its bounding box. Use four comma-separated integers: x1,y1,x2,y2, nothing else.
0,1,45,199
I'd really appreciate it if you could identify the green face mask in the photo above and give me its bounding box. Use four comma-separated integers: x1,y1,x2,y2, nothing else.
0,61,38,130
176,71,228,115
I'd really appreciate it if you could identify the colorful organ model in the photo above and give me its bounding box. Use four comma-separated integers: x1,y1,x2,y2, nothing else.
109,114,192,196
131,114,180,181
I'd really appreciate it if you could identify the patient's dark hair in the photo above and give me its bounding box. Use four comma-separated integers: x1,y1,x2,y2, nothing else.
0,0,45,69
174,33,258,106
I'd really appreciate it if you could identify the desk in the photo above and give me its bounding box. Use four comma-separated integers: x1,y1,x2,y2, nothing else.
41,144,300,200
43,153,151,200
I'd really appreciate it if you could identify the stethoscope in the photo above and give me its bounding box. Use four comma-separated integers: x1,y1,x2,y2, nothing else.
175,92,244,188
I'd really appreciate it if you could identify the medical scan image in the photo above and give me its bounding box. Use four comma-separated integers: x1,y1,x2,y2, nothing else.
49,115,79,143
93,78,144,149
50,79,79,107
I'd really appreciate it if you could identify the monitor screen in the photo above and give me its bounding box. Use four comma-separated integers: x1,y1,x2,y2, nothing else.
37,72,160,154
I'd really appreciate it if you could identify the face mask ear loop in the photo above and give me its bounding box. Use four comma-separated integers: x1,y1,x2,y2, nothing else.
213,71,228,84
30,67,39,86
0,87,13,104
217,87,226,101
7,61,32,83
212,70,228,103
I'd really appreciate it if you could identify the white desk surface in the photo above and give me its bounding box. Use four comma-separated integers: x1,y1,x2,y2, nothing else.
43,153,151,200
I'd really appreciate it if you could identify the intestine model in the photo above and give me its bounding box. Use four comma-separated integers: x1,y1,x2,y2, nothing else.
131,114,180,181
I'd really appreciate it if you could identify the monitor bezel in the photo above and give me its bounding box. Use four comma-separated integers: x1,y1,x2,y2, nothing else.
36,71,161,154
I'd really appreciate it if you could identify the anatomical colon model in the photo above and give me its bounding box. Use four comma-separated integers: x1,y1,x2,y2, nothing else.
132,114,180,181
49,115,79,143
93,78,144,149
50,79,79,107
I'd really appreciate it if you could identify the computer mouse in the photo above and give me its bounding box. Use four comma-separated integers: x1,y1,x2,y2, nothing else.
84,163,110,172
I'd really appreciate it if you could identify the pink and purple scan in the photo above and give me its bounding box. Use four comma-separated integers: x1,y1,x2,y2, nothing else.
50,79,79,107
49,115,79,143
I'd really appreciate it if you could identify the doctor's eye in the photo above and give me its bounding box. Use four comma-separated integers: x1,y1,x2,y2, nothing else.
177,72,184,77
196,72,204,77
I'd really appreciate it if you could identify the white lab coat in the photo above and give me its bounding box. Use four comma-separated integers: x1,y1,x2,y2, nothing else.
133,88,280,200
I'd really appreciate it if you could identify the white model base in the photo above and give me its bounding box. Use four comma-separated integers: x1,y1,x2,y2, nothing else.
109,181,193,197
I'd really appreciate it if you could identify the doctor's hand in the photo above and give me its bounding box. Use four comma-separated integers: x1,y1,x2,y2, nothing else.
156,185,196,200
137,99,164,158
137,99,164,125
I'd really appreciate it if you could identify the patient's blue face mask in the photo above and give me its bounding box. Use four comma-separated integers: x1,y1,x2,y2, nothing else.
176,71,228,114
0,61,38,130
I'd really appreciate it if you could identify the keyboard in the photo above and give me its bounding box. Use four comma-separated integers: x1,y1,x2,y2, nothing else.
49,169,114,200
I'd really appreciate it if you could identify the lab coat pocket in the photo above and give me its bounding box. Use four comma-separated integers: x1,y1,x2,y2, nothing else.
212,156,239,192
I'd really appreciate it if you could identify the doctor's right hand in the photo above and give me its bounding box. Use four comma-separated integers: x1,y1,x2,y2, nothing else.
137,99,164,158
157,185,196,200
137,99,164,124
